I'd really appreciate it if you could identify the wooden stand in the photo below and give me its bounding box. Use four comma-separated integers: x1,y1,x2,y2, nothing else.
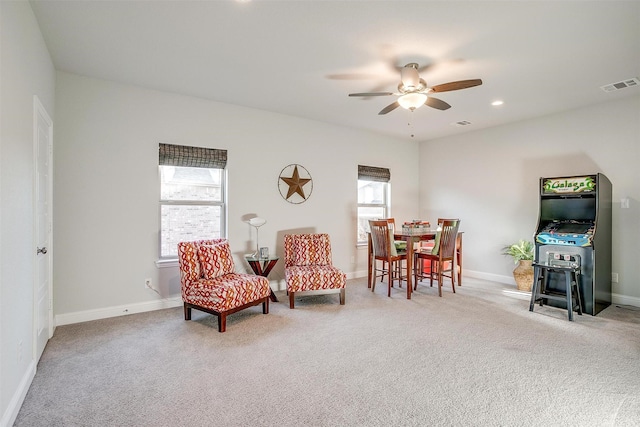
245,256,279,302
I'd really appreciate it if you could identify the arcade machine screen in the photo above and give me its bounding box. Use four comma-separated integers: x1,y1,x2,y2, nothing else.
540,197,596,222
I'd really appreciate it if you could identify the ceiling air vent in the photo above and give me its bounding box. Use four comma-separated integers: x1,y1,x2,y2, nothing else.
452,120,472,127
600,78,639,93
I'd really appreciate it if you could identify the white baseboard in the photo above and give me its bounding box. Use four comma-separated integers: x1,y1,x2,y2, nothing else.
347,270,368,280
55,296,183,326
54,272,369,327
1,360,36,427
53,271,639,328
612,293,640,308
463,269,515,285
52,269,370,327
351,268,517,287
466,269,639,308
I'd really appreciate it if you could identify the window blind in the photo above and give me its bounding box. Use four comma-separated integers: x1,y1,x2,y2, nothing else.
159,143,227,169
358,165,390,182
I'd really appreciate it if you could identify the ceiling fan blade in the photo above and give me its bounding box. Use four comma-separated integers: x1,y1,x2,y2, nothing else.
431,79,483,93
425,97,451,110
348,92,394,97
378,101,400,115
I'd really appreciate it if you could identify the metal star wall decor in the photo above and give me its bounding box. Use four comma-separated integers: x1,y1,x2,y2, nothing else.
278,164,313,204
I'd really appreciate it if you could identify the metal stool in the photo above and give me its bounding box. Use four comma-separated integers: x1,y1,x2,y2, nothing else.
530,263,583,321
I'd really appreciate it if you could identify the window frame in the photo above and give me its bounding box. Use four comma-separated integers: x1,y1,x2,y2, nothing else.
357,179,391,246
158,143,228,260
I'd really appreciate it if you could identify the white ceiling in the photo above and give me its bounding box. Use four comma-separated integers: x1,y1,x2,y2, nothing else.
30,0,640,142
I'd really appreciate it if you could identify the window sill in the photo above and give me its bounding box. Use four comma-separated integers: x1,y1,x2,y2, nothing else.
156,259,178,268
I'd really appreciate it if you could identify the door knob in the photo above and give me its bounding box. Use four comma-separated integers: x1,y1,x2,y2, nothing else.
37,247,47,255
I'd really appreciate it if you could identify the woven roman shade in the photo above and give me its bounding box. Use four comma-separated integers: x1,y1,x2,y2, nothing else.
358,165,390,182
159,143,227,169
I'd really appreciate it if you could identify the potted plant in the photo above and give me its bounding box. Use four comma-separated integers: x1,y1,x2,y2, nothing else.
502,239,535,292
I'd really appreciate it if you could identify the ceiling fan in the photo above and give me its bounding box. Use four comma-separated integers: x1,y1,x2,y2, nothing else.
348,63,482,115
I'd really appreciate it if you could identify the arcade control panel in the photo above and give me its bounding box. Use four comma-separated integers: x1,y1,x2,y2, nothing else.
536,221,595,247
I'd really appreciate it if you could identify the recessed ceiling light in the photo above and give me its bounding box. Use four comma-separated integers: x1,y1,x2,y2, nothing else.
491,100,504,106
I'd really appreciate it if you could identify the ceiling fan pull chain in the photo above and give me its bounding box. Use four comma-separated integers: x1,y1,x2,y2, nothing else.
408,109,415,138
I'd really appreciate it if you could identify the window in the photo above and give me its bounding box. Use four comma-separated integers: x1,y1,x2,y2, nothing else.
357,165,390,244
159,144,227,258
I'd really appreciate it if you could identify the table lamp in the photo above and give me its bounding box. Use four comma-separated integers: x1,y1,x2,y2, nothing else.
248,217,266,258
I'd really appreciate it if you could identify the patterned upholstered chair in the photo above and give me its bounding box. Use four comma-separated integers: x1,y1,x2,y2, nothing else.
284,233,346,309
177,239,270,332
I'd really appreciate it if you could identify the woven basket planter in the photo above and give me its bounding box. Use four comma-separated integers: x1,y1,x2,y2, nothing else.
513,259,534,292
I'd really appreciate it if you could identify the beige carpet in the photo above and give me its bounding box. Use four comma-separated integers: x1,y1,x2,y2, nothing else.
14,277,640,426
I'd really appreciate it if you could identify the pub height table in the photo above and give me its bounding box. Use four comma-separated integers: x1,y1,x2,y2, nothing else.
367,227,463,299
245,255,280,302
367,228,436,299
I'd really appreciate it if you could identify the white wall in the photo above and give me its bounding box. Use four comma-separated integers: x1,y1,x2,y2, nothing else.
419,95,640,304
0,2,56,426
53,72,420,321
2,5,636,425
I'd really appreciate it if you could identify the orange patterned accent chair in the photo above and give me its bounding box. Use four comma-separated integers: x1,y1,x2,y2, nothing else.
284,233,346,309
177,239,270,332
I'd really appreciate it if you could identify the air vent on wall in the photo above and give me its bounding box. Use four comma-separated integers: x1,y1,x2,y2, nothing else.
452,120,472,127
600,78,639,92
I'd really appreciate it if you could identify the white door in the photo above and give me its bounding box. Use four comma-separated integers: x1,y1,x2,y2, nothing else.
34,96,53,361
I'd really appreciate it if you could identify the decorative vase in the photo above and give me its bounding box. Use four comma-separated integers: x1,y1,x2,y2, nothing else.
513,259,534,292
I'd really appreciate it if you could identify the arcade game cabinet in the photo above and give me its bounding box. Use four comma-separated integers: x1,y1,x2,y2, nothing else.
534,174,612,315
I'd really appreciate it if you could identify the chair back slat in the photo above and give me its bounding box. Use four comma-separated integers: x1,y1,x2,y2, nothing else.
369,219,392,259
437,219,460,259
381,218,396,233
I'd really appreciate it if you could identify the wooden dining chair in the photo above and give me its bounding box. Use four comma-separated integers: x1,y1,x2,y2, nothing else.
369,219,408,297
376,218,406,285
432,218,462,287
413,219,460,297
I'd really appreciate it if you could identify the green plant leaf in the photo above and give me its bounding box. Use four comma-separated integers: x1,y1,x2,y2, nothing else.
501,239,534,263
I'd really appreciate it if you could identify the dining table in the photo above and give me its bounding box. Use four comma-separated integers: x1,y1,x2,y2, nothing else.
367,228,463,299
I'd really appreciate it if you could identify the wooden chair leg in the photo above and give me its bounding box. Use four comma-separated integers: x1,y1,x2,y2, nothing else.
371,266,377,292
340,288,345,305
429,260,435,287
437,267,443,297
218,313,227,333
387,265,392,297
289,292,295,309
184,303,192,320
457,252,462,286
451,264,456,293
263,297,269,314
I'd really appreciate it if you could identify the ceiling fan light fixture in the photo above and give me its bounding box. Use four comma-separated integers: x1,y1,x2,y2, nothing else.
400,64,420,89
398,93,427,110
348,62,482,116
